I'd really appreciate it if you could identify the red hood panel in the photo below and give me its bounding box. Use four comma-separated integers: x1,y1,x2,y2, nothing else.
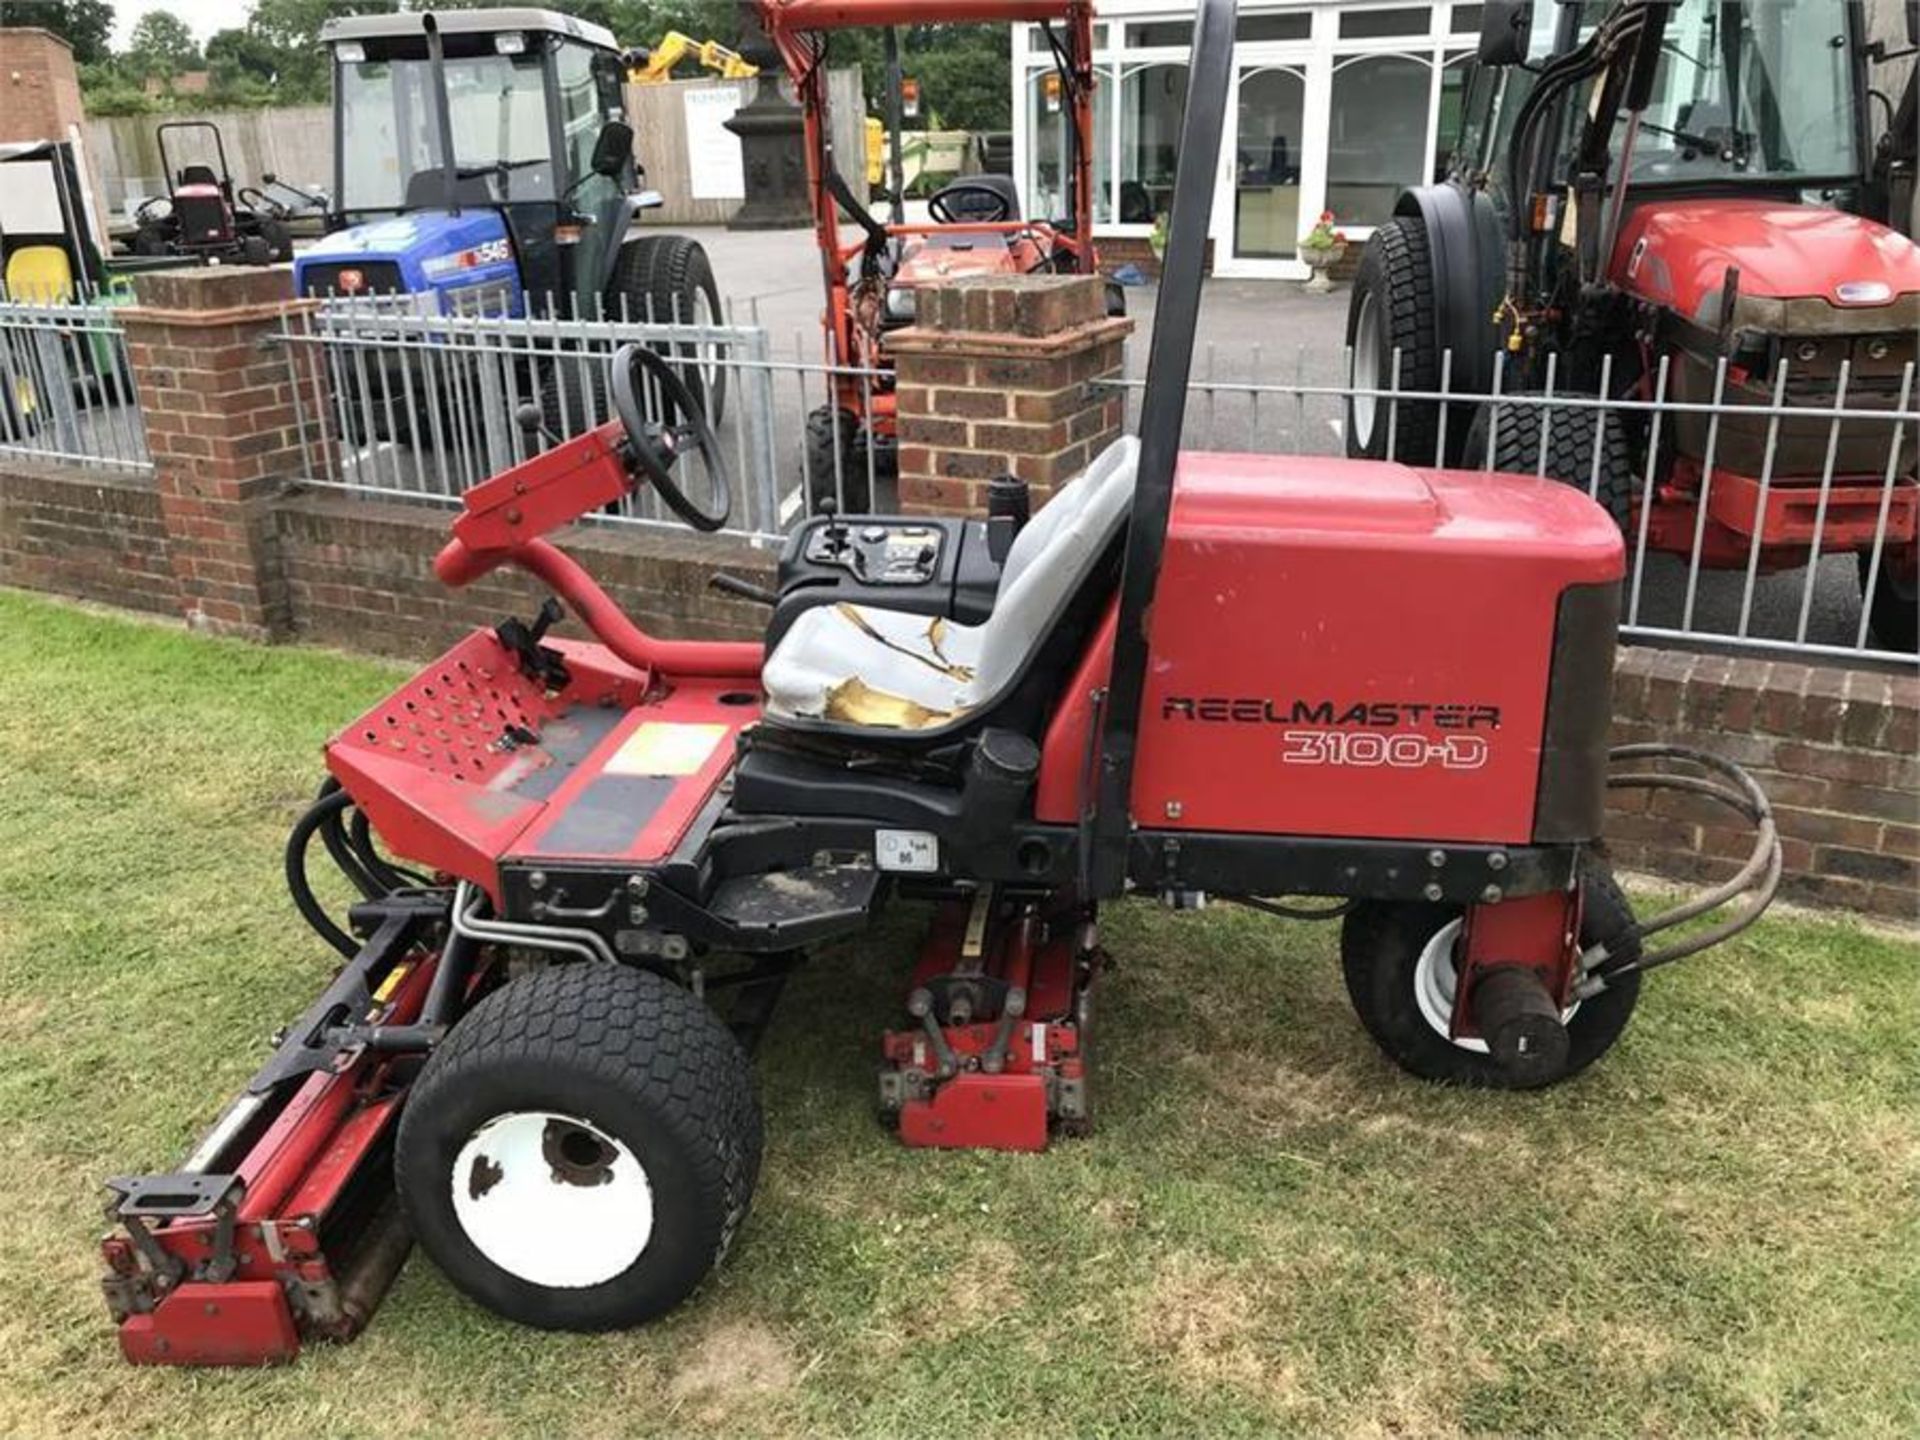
1610,199,1920,321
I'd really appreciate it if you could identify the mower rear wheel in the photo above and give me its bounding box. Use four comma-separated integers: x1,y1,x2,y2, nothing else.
1341,865,1642,1090
1859,548,1918,653
1465,391,1638,531
1344,215,1442,465
395,963,762,1331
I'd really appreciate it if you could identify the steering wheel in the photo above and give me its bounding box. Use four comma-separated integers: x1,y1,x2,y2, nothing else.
928,181,1015,226
610,343,732,533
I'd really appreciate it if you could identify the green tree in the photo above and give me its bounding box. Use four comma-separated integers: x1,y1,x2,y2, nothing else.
125,7,200,79
1,0,117,64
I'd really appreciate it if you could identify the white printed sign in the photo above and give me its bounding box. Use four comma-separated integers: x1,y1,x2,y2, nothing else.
683,87,746,201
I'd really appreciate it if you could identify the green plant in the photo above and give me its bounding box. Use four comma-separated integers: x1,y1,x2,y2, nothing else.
1301,209,1348,252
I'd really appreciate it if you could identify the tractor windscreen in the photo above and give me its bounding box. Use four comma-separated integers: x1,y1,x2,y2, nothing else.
337,46,557,214
1610,0,1860,182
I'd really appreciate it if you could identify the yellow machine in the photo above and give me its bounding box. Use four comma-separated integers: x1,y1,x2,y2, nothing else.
629,32,758,83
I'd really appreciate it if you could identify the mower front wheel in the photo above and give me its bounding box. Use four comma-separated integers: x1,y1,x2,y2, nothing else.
805,405,892,513
396,963,762,1331
1341,866,1642,1090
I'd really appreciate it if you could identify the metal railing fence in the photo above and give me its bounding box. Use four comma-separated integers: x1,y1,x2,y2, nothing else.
1106,341,1919,667
273,297,900,545
0,298,149,473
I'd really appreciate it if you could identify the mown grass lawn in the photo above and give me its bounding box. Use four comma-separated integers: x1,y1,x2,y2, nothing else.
0,586,1914,1438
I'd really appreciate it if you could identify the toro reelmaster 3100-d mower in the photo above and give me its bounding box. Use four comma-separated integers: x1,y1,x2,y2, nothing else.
758,0,1122,512
100,0,1779,1367
1345,0,1920,653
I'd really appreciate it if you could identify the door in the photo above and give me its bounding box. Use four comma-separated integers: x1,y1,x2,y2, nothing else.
1217,57,1317,279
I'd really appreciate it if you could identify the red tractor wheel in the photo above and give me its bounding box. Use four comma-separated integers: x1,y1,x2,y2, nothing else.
1341,864,1642,1090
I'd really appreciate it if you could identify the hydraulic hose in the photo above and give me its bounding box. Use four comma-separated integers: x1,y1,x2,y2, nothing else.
286,787,361,959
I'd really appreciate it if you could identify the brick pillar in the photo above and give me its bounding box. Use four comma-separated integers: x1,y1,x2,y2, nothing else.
122,267,308,640
890,274,1132,515
0,29,86,143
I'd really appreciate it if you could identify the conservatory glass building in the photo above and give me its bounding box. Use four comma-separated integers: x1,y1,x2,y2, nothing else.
1012,2,1487,277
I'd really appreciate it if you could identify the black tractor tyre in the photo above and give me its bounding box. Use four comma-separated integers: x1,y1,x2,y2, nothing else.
1859,549,1919,653
1464,391,1639,531
132,224,171,257
396,963,762,1332
1341,863,1643,1090
239,233,274,267
609,236,727,427
805,404,893,513
538,358,609,445
1344,215,1443,465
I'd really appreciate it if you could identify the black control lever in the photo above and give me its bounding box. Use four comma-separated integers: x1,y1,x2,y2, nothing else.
817,497,849,554
709,573,779,607
515,400,561,449
495,597,571,691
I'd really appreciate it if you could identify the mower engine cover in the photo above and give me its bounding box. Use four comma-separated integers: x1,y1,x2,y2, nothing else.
1118,456,1625,847
295,210,522,316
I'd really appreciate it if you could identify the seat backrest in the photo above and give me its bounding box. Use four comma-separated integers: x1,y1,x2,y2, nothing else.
5,244,74,304
959,436,1139,706
177,164,220,189
938,173,1022,222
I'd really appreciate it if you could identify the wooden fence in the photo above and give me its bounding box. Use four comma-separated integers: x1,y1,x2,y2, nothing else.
83,69,868,231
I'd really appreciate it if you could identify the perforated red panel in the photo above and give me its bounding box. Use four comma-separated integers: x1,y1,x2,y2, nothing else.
331,630,569,788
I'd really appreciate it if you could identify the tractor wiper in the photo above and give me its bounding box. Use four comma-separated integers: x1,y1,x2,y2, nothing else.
1640,121,1753,163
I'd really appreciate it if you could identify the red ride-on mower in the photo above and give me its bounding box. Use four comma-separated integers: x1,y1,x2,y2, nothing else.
100,0,1780,1367
132,122,294,265
758,0,1117,511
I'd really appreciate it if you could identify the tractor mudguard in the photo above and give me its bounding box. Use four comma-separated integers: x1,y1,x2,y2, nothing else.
1392,182,1504,395
581,193,658,306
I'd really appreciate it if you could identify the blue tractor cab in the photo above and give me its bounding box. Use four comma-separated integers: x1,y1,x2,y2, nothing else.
296,8,724,436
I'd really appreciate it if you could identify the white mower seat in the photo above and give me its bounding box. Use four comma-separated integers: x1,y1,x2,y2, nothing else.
762,436,1141,729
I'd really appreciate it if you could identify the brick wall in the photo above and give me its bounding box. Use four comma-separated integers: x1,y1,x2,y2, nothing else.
0,462,176,617
892,275,1130,515
275,490,774,660
0,29,85,145
1608,648,1919,920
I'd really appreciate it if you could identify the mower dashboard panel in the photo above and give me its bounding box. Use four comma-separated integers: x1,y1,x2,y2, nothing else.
767,515,1002,650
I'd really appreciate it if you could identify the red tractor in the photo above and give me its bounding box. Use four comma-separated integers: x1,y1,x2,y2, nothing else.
1345,0,1920,653
99,0,1777,1367
757,0,1115,510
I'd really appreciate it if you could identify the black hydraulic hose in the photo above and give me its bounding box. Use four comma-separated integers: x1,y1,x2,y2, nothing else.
348,808,431,891
1225,895,1356,921
286,788,361,960
319,797,384,902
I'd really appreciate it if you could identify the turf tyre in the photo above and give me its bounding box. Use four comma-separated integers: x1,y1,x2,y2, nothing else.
1465,391,1638,531
1341,863,1642,1090
610,236,726,426
396,962,762,1331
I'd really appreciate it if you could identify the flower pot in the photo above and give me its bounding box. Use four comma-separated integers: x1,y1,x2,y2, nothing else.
1300,241,1347,294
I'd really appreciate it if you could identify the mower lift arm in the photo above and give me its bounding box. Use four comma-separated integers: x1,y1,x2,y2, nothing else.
433,421,761,680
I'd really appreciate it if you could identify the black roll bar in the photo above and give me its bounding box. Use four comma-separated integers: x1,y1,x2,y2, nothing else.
1086,0,1238,900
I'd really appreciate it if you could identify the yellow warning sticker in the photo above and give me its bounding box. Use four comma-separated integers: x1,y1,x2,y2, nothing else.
604,722,729,777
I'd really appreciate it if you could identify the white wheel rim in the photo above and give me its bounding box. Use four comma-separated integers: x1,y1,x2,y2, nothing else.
1352,290,1378,448
691,286,722,405
450,1111,653,1288
1412,918,1581,1052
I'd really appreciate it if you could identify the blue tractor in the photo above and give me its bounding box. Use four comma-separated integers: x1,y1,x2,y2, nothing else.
295,7,724,444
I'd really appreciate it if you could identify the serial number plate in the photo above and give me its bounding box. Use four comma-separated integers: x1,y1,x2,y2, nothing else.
875,829,939,873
